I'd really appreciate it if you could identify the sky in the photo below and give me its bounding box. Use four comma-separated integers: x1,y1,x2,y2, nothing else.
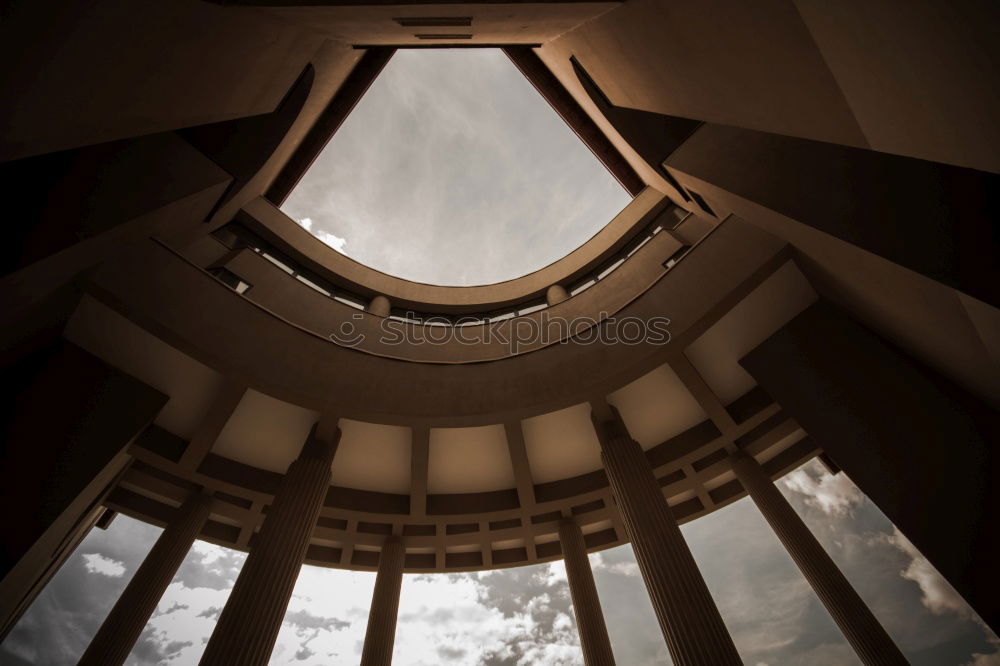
3,459,998,666
279,48,632,287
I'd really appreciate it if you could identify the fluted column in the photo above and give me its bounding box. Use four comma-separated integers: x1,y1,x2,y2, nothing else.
596,415,742,666
199,426,339,666
559,519,616,666
731,451,909,665
78,492,212,666
360,536,405,666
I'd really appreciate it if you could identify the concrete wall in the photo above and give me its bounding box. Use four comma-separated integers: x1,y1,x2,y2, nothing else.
665,124,999,309
547,0,1000,173
656,123,1000,408
0,0,322,162
0,132,231,363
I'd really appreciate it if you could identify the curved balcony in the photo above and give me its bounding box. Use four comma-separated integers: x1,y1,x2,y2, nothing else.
87,212,787,422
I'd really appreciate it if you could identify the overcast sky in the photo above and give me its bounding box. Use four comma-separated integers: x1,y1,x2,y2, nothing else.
3,459,998,666
280,49,631,287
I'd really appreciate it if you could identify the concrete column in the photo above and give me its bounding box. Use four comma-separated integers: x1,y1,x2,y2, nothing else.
368,295,391,317
596,415,742,666
360,536,405,666
546,284,569,306
731,451,909,665
558,519,616,666
199,426,339,666
78,492,212,666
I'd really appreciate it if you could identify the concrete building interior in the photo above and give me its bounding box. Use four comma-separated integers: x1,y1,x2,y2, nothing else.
1,1,998,665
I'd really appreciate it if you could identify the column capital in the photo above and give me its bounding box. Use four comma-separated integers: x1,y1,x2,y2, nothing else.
590,406,630,445
298,422,341,465
729,448,753,465
558,516,578,532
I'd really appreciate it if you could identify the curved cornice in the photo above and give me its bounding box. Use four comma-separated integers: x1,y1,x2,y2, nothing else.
205,213,687,363
88,215,787,425
238,187,667,312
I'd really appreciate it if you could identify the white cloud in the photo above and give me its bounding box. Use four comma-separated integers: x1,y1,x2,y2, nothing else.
190,539,237,567
780,465,862,516
964,627,1000,666
545,558,568,584
516,640,581,666
391,565,581,666
81,552,126,577
966,649,1000,666
298,216,348,254
589,552,640,577
882,528,1000,665
885,527,970,618
14,496,1000,666
268,565,374,665
316,231,347,253
123,546,584,666
126,540,249,665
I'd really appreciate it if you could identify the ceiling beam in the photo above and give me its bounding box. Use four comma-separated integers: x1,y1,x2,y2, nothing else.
410,426,430,517
502,46,645,196
503,421,536,508
178,377,248,471
265,47,396,205
667,355,737,438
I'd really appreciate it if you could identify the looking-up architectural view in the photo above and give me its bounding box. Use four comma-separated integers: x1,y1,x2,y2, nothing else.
1,1,998,665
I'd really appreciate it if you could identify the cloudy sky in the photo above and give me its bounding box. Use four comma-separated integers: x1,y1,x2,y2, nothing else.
280,49,631,286
3,459,997,666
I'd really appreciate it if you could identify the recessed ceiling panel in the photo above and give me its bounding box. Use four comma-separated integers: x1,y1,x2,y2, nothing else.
685,261,818,405
331,419,411,494
607,363,708,449
212,389,319,473
63,295,223,440
522,403,602,484
428,424,515,493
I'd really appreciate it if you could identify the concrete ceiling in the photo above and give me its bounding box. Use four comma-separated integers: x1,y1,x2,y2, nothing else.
62,263,815,495
332,418,411,494
65,268,819,572
522,402,602,483
607,361,707,449
63,295,223,441
685,260,818,405
428,423,515,493
211,388,319,473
